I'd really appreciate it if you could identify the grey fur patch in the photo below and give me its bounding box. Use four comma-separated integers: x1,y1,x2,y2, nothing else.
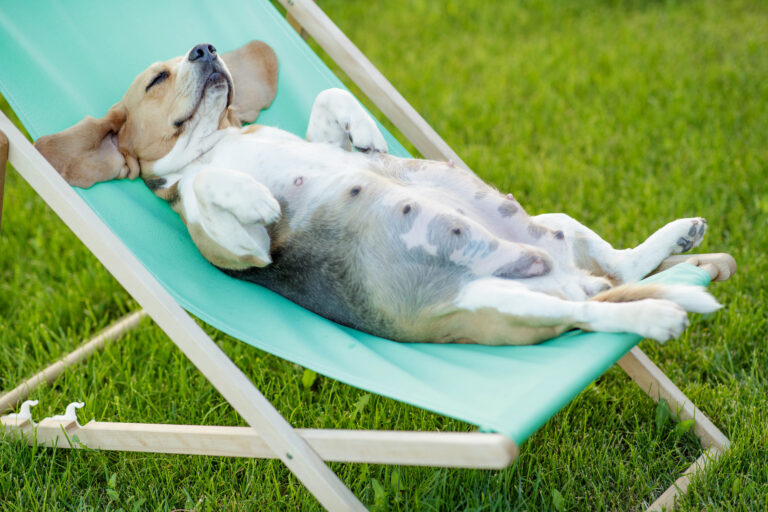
676,237,693,252
527,223,547,239
474,188,488,200
460,238,499,259
144,177,166,191
497,201,519,217
226,195,470,341
427,214,471,258
493,252,552,279
688,224,697,237
394,200,420,233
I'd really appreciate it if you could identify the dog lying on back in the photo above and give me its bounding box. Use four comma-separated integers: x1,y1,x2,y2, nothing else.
36,41,721,345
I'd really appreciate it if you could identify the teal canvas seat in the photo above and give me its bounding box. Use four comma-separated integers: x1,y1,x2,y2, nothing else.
0,0,711,445
0,1,731,510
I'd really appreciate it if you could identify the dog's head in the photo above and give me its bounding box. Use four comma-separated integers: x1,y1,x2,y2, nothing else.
35,41,278,187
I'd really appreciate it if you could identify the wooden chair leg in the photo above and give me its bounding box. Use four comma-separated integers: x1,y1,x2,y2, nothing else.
619,347,731,511
0,129,8,234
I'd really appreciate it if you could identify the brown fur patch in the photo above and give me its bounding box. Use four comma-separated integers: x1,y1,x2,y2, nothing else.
419,306,569,345
155,181,180,206
35,105,130,188
187,222,268,269
222,41,278,124
241,124,263,134
590,284,665,303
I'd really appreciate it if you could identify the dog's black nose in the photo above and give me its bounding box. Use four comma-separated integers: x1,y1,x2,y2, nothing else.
188,43,217,63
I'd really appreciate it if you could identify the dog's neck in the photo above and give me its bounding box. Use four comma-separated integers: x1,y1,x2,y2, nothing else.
148,126,231,177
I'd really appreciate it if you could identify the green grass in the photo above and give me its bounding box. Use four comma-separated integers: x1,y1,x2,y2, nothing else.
1,0,767,510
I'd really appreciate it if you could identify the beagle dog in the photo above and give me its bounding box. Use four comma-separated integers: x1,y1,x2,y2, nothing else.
36,41,721,345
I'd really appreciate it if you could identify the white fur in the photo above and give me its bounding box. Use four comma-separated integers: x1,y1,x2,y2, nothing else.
657,285,722,314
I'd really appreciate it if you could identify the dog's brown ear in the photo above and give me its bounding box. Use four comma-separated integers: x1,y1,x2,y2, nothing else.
222,40,278,124
35,103,139,188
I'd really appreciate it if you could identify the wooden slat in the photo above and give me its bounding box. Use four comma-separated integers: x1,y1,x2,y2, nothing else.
619,347,731,511
286,12,308,40
277,0,469,169
646,448,723,512
653,253,737,282
618,347,730,452
0,310,147,414
0,109,365,512
8,419,517,469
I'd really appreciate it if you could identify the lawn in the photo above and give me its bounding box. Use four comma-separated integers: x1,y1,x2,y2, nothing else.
1,0,767,510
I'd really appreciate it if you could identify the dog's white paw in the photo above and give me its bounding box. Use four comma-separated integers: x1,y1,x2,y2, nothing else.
631,299,689,342
228,182,281,226
667,217,707,253
308,88,388,154
345,111,388,154
194,168,281,226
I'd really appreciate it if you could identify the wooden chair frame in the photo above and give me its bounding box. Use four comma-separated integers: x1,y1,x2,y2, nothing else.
0,1,735,510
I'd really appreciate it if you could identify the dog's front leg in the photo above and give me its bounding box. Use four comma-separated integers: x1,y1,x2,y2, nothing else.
306,88,388,154
179,166,280,270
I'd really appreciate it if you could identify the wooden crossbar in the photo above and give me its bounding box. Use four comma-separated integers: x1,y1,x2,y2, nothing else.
2,417,517,469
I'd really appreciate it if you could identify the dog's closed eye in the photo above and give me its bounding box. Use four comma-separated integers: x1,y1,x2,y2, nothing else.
145,70,169,92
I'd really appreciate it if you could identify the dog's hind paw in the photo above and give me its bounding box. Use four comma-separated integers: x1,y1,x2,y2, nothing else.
669,217,707,253
632,299,689,343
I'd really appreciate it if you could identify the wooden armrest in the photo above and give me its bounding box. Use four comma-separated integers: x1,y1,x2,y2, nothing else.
652,253,737,282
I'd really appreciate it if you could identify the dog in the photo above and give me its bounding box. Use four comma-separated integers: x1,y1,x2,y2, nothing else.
35,41,721,345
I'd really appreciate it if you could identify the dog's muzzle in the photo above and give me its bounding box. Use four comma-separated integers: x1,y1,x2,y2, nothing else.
187,43,232,104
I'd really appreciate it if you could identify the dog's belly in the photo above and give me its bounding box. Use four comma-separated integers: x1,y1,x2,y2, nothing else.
208,131,540,242
204,131,594,337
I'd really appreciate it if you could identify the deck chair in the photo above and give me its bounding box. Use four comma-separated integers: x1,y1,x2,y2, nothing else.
0,1,737,510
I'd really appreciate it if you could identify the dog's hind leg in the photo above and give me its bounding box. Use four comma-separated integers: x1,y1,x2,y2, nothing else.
431,277,716,345
533,213,707,283
306,88,388,154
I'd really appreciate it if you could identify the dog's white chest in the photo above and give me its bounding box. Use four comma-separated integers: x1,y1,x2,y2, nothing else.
199,128,385,224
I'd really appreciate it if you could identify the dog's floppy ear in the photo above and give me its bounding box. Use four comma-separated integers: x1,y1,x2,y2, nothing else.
35,103,139,188
222,40,278,125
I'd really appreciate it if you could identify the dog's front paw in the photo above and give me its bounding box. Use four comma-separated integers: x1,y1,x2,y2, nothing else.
345,112,388,154
194,168,281,226
230,182,281,226
669,217,707,253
